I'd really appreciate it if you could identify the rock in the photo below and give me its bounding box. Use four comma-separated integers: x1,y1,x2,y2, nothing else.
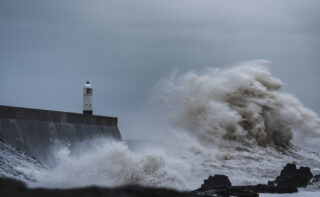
0,177,27,192
195,182,297,197
193,163,311,196
201,175,232,189
0,177,196,197
232,184,297,194
193,187,259,197
274,163,313,188
267,181,275,186
195,175,259,196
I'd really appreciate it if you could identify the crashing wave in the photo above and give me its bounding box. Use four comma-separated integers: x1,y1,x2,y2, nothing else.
162,60,320,147
2,60,320,191
0,141,43,182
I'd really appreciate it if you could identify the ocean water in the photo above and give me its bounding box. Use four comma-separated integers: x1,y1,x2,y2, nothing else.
261,191,320,197
1,60,320,195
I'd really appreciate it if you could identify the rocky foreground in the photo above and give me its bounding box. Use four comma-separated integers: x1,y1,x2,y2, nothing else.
193,163,319,197
1,163,319,197
0,177,195,197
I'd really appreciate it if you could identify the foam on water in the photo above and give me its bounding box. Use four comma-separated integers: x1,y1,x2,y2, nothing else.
2,60,320,191
261,191,320,197
0,141,42,182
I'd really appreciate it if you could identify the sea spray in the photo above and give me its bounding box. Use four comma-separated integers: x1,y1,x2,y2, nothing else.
26,139,192,189
0,141,43,182
162,60,320,147
5,60,320,190
26,136,302,189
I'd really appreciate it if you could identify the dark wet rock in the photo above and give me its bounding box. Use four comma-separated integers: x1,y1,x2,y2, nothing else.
194,182,297,197
201,175,232,189
196,175,258,196
232,185,297,194
193,163,313,197
267,181,275,186
194,175,258,196
0,177,27,192
274,163,313,188
0,177,196,197
193,187,259,197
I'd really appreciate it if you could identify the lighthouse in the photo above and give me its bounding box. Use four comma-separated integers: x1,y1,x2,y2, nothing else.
83,81,93,115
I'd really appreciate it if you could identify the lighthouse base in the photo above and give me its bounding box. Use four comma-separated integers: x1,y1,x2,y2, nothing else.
83,110,93,115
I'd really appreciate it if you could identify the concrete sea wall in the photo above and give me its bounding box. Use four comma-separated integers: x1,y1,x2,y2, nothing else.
0,105,121,163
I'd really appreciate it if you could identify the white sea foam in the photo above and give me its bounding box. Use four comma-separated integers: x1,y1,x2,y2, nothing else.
11,60,320,191
261,191,320,197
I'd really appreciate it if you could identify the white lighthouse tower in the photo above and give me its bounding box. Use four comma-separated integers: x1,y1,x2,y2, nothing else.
83,81,93,115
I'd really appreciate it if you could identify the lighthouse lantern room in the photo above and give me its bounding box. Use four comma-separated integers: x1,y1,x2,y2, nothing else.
83,81,93,115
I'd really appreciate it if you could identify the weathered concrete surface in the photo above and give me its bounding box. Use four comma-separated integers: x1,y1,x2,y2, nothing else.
0,105,122,163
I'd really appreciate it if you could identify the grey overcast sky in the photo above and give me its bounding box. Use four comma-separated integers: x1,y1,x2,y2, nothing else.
0,0,319,139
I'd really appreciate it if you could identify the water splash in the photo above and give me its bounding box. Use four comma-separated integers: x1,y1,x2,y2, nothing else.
162,60,320,147
3,60,320,191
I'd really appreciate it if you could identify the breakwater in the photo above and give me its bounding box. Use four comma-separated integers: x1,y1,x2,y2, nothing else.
0,105,121,162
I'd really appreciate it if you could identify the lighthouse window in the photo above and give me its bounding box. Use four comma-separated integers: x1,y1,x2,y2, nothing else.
87,89,91,94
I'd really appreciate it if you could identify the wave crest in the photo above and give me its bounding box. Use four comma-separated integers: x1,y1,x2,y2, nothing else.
162,60,320,147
